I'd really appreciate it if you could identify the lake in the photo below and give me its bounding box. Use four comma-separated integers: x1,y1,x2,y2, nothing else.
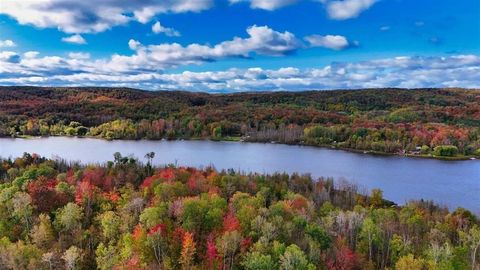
1,137,479,214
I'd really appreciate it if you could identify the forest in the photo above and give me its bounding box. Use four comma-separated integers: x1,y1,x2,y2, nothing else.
1,87,479,159
0,153,478,270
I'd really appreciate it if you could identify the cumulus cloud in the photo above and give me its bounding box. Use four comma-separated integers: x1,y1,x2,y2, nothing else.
229,0,299,10
152,21,180,37
24,51,40,59
62,34,87,44
231,0,377,19
105,25,301,72
305,35,352,50
0,51,20,63
0,39,16,48
128,39,142,50
326,0,378,20
0,48,478,92
0,0,213,34
0,25,305,77
0,0,378,34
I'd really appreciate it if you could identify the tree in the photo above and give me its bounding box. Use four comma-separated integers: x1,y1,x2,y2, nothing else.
217,230,242,270
12,192,33,234
306,223,331,251
145,152,155,164
113,152,122,164
95,242,119,270
1,239,42,270
433,145,459,157
279,244,315,270
213,126,222,138
223,211,241,232
206,237,220,269
31,214,55,249
370,189,384,207
99,211,120,242
326,239,359,270
62,246,82,270
181,194,226,234
425,242,455,270
139,204,168,230
389,234,412,266
359,217,379,262
180,231,196,270
55,203,84,243
42,252,57,270
28,177,68,213
145,152,155,175
242,251,274,270
395,254,425,270
460,225,480,270
147,223,168,266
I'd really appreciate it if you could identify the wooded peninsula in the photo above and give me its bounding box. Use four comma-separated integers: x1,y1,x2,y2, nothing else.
0,153,478,269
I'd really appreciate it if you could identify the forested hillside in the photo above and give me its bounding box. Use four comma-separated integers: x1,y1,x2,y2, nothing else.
0,153,478,269
1,87,479,158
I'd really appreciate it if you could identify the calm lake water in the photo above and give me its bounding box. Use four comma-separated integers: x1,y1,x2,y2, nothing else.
1,137,479,214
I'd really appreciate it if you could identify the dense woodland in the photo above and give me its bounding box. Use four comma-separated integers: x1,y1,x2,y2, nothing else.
0,153,478,270
1,87,480,158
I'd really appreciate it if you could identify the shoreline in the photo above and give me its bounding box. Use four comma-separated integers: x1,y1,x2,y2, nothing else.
5,134,477,161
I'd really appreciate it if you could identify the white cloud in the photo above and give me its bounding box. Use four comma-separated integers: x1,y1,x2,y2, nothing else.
107,25,301,72
0,0,213,34
305,35,351,50
152,21,180,37
326,0,378,20
68,52,90,59
24,51,40,58
62,34,87,44
0,49,478,92
0,25,305,78
128,39,141,50
380,26,390,31
0,0,380,35
0,39,16,47
229,0,377,19
229,0,299,10
0,51,20,63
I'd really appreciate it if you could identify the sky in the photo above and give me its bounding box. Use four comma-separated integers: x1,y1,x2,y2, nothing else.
0,0,479,92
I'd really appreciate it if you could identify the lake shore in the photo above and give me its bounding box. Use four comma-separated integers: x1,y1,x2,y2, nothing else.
7,134,477,161
1,136,478,214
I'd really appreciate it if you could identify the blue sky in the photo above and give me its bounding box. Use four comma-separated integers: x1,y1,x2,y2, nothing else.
0,0,479,92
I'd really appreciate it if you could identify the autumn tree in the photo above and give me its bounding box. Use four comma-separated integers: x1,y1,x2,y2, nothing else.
31,214,55,249
180,231,196,270
279,244,315,270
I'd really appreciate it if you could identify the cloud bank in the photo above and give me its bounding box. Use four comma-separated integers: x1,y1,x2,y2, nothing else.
0,0,378,35
0,25,353,77
1,50,478,92
0,0,213,33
